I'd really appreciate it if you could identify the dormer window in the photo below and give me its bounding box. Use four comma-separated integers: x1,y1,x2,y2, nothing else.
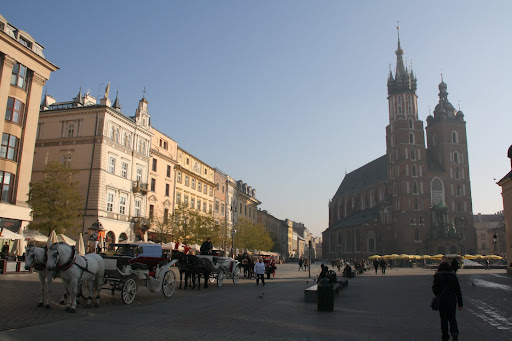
20,36,32,48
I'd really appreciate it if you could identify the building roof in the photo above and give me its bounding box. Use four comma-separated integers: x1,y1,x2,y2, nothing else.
332,155,387,199
326,206,381,230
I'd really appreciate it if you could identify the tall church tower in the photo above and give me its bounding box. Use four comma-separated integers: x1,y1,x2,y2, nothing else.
425,79,476,254
385,28,430,253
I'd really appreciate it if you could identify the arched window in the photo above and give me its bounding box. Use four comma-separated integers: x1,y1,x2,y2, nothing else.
106,231,115,251
67,123,75,138
123,132,128,147
410,218,415,225
119,233,127,242
407,96,412,113
109,125,114,139
115,128,119,143
411,165,417,177
419,216,424,224
367,231,376,252
456,184,462,197
409,118,413,129
453,152,459,164
452,131,458,144
431,178,445,205
409,133,415,144
410,148,416,160
455,168,460,180
412,181,418,194
414,200,419,210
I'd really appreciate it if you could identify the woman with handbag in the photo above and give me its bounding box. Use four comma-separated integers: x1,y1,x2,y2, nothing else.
432,262,463,341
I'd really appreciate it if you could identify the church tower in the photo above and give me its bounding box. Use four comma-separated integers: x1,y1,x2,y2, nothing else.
425,79,476,254
385,28,430,253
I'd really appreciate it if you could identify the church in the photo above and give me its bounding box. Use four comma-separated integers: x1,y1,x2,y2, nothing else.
323,33,477,260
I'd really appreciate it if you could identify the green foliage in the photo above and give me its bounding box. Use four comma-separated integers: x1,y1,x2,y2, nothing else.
150,208,173,243
234,218,273,251
171,204,221,246
27,161,82,236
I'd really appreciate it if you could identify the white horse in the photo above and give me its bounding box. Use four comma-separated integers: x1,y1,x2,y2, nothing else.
46,242,105,313
25,245,56,308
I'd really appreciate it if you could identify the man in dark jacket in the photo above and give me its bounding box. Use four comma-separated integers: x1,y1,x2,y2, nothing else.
373,259,379,274
432,262,463,341
200,238,213,255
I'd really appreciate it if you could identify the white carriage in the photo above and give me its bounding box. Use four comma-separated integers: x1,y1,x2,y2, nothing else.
83,243,177,304
197,255,240,287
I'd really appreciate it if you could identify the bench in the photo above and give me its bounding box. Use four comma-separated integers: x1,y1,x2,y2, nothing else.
304,277,348,303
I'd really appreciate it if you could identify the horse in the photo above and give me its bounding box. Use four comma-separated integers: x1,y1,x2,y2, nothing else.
25,245,56,308
239,253,254,279
171,250,211,290
46,242,105,313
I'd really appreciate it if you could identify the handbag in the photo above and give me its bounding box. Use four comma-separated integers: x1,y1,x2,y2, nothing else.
430,287,447,311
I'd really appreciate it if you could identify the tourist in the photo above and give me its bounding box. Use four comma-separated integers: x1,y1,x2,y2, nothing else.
254,257,265,285
379,258,387,274
318,263,328,283
450,258,459,273
432,262,463,341
1,242,9,259
200,238,213,255
298,258,303,271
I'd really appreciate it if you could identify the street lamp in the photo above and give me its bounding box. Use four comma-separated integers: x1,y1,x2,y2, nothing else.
231,228,236,258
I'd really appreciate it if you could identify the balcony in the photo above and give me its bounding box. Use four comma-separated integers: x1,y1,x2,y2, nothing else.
132,216,151,233
132,181,148,195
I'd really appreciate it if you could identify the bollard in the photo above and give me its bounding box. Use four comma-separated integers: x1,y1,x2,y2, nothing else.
317,278,334,311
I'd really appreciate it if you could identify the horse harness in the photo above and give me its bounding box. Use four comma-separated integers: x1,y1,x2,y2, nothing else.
54,244,96,281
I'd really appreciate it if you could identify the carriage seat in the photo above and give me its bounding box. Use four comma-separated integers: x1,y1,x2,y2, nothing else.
130,256,169,278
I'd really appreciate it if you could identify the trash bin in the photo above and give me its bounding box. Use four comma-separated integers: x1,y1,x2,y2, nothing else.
317,278,334,311
326,270,337,284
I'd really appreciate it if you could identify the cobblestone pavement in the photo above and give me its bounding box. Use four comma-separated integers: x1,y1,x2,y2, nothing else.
0,264,511,340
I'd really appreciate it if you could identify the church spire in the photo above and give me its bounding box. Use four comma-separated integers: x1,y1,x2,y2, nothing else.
395,24,406,78
112,90,121,110
387,23,417,96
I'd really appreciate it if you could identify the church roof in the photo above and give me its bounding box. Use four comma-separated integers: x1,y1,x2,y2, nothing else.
327,206,381,230
332,155,387,199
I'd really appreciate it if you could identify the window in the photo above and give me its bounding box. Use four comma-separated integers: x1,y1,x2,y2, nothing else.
135,199,141,216
409,118,413,129
453,152,459,164
165,184,170,196
67,123,75,137
191,198,195,209
62,154,72,168
164,141,168,150
152,158,157,172
209,203,212,213
0,171,15,203
431,178,445,205
410,148,416,160
114,128,119,142
185,175,189,186
108,157,116,174
121,162,128,178
215,201,219,213
176,193,181,204
198,181,202,192
184,195,188,205
166,165,171,178
20,36,32,48
107,192,114,212
149,204,154,221
0,134,19,161
204,184,207,194
409,133,414,144
221,203,225,216
412,181,418,194
11,63,28,90
110,126,115,139
203,202,207,212
119,194,127,215
452,131,458,144
197,199,201,210
5,97,24,125
136,168,142,182
164,208,169,224
151,178,156,192
411,165,417,177
177,172,182,183
414,200,419,210
415,229,420,241
191,178,196,189
419,217,424,225
209,187,213,196
455,168,460,180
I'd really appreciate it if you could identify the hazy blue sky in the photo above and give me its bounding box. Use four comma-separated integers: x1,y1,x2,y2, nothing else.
3,1,511,236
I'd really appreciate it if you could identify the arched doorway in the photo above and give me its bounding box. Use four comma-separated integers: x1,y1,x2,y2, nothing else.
106,231,115,251
119,233,128,243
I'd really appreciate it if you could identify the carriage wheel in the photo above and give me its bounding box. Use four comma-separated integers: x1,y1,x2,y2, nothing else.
162,270,176,297
233,265,240,284
217,271,224,287
122,279,137,304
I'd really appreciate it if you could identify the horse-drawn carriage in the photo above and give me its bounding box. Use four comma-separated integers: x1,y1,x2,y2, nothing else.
197,255,240,287
83,243,177,304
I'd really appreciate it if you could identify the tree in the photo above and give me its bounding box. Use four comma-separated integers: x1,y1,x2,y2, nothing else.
150,208,173,243
234,218,273,251
27,161,83,236
170,204,221,246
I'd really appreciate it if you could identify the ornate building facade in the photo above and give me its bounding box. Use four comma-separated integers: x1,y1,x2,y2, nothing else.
0,14,57,233
323,33,476,260
34,89,152,243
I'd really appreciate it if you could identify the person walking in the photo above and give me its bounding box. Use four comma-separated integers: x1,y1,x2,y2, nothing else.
298,258,303,271
432,262,463,341
373,258,379,274
450,258,459,273
254,257,265,285
379,258,387,274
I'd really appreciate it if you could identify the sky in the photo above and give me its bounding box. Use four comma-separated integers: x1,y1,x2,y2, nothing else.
3,1,511,237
